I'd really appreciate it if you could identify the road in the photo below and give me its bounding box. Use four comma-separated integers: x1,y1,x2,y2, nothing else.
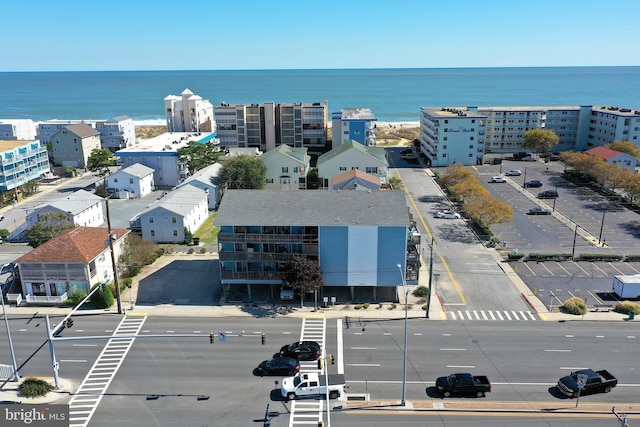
2,315,639,426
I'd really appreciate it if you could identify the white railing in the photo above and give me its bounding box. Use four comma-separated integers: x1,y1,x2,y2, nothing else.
25,292,67,304
6,293,22,306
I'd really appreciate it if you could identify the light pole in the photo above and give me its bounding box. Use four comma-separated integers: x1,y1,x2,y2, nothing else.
397,263,408,407
425,236,434,319
522,167,527,188
571,224,579,260
104,182,123,314
0,284,20,386
598,207,606,246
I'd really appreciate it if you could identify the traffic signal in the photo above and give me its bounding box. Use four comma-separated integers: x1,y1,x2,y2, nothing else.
261,333,266,346
209,332,214,344
100,283,106,292
317,359,324,370
65,318,74,328
328,354,334,365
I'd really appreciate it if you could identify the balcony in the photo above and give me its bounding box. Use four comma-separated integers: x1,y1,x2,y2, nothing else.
218,232,317,243
221,271,285,281
25,292,68,305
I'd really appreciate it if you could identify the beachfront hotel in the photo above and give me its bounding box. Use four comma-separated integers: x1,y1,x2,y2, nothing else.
420,105,640,166
214,101,328,152
331,108,377,149
164,88,215,133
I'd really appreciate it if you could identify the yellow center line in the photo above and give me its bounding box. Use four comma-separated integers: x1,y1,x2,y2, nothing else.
391,161,434,243
440,255,466,305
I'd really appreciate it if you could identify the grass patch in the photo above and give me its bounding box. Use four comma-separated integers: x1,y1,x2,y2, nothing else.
193,213,219,244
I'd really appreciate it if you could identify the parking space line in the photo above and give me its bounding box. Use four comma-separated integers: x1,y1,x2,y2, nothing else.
522,262,537,276
571,262,589,275
607,262,625,275
539,263,554,276
627,264,640,274
588,290,603,304
590,262,607,276
555,262,571,276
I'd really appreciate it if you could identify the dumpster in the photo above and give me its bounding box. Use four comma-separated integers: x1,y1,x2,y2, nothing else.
630,312,635,320
193,237,200,245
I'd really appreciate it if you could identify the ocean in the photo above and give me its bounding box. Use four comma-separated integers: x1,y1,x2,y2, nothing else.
0,67,639,124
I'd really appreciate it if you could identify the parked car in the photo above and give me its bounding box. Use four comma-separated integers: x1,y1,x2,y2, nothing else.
505,170,522,176
522,156,537,162
548,155,561,161
557,369,617,397
524,180,543,188
488,176,507,183
401,152,418,161
400,148,413,155
435,373,492,397
279,341,321,361
255,356,300,376
528,207,551,215
280,288,294,301
436,210,461,219
538,190,558,199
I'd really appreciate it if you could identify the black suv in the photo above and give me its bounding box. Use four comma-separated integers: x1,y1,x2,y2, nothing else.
537,190,558,199
524,180,543,188
279,341,321,360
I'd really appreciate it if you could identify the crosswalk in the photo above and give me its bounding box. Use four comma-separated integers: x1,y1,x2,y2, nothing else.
68,316,147,427
289,315,326,427
447,309,537,321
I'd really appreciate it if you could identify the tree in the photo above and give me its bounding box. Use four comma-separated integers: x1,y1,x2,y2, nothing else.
0,229,9,243
25,212,75,247
306,168,321,190
465,193,514,226
87,148,116,176
607,140,640,159
282,254,323,308
388,176,404,190
118,234,163,277
218,155,266,192
522,129,559,154
177,141,221,175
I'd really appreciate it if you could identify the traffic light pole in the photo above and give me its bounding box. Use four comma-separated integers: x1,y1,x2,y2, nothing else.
45,315,60,389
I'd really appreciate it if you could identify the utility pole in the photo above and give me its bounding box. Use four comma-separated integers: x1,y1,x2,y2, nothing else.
104,180,122,314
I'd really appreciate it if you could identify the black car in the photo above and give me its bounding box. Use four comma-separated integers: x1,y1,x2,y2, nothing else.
528,207,551,215
255,356,300,376
537,190,558,199
524,180,543,188
279,341,321,361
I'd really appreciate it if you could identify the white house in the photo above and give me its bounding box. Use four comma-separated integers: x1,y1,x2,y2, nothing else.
130,185,209,243
260,145,310,190
585,146,638,171
178,163,222,210
25,189,104,227
316,140,388,188
15,226,130,304
107,163,155,199
165,88,215,133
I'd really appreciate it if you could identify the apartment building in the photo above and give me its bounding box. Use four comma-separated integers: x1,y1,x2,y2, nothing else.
331,108,377,148
214,101,328,151
165,88,214,133
37,117,136,153
50,123,101,168
215,190,418,302
0,119,36,140
584,106,640,150
419,107,487,167
0,139,50,191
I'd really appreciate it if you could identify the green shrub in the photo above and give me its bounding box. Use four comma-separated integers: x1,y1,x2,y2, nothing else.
614,301,640,315
187,248,195,254
64,290,87,306
90,284,114,309
563,297,587,315
199,247,207,254
121,278,133,288
412,285,429,297
508,253,525,260
363,303,370,309
354,304,362,310
19,377,54,398
577,253,623,262
378,303,383,309
624,255,640,262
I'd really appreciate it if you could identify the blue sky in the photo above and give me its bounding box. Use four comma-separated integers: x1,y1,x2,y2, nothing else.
4,0,639,71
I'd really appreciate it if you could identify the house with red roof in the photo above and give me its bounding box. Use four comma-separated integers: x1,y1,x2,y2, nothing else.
585,146,637,171
15,226,130,304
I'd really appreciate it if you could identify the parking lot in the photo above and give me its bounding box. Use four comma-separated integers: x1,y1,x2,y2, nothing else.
472,156,640,308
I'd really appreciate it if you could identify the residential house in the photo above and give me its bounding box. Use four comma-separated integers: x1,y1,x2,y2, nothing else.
130,185,209,243
0,139,50,192
331,108,377,148
96,116,136,152
261,145,310,190
585,146,638,171
25,189,105,227
331,169,382,191
316,140,388,188
177,163,222,210
165,88,215,132
107,163,155,199
215,190,417,302
15,226,130,304
50,123,101,168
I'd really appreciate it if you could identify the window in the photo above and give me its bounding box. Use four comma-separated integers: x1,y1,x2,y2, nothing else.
266,178,274,183
366,167,378,174
149,217,154,223
150,230,155,236
114,178,118,183
470,137,474,141
282,167,288,173
442,145,447,150
173,230,178,236
172,217,177,223
129,178,133,184
293,167,299,173
339,166,347,171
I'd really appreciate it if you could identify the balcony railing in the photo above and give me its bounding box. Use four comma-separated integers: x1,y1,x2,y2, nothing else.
221,271,285,280
25,292,68,305
218,232,318,243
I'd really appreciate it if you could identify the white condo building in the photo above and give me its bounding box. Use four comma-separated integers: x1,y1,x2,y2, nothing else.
0,119,36,140
214,101,327,152
165,88,215,133
37,117,136,153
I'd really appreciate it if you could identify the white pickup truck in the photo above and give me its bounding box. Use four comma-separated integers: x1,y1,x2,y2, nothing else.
280,372,346,400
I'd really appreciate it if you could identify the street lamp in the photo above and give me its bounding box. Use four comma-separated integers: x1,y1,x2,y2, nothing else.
425,236,434,319
397,263,408,407
0,283,20,387
598,207,606,246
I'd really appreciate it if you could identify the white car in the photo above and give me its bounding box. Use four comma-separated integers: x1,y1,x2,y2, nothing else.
489,176,506,183
505,170,522,176
436,210,461,219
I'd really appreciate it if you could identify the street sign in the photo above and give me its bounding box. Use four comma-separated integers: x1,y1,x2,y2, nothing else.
218,332,227,342
577,374,588,389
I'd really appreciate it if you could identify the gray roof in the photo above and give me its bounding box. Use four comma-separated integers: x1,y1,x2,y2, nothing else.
140,185,206,217
215,190,409,226
261,145,309,164
317,140,387,166
36,189,102,214
180,163,222,187
64,123,100,138
118,163,155,178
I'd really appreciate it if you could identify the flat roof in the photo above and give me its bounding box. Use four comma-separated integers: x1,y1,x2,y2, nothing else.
115,131,215,155
215,190,409,227
340,108,377,121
